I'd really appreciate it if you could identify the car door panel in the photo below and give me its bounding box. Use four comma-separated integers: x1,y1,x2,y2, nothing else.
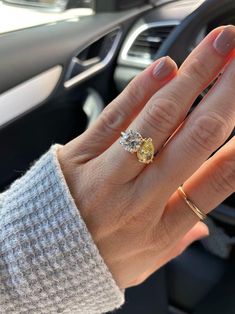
0,66,62,126
0,7,151,94
0,5,152,191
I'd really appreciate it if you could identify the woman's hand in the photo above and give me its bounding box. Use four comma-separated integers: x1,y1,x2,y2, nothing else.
58,25,235,289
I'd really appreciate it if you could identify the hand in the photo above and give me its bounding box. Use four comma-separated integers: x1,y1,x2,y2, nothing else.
58,25,235,289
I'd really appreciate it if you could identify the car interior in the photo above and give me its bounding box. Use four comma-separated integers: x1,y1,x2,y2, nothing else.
1,0,235,313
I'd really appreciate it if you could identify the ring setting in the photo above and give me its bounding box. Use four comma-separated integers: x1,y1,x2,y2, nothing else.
120,130,143,153
120,130,155,164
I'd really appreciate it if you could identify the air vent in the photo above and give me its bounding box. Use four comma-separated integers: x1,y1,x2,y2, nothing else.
120,21,179,68
128,25,175,59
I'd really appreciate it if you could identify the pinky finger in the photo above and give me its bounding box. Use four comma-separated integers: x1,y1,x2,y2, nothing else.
162,136,235,241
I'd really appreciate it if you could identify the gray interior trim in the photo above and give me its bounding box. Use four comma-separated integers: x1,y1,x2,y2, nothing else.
169,305,189,314
118,19,179,69
114,66,142,91
0,66,62,127
83,89,104,128
0,5,152,94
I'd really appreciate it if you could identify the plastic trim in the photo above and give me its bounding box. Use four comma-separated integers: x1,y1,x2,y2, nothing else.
119,20,179,69
64,29,122,89
0,66,62,127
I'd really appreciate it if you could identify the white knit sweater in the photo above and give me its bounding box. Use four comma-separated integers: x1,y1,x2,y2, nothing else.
0,145,124,313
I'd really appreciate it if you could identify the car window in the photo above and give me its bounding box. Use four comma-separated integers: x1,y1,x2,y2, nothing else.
0,0,94,34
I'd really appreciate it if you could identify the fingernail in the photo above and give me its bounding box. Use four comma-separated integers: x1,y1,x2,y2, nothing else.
213,25,235,56
152,56,176,80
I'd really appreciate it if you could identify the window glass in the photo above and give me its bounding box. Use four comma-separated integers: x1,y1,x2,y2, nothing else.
0,0,94,34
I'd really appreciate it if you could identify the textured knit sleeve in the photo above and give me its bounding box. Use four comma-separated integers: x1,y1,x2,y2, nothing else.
0,145,124,314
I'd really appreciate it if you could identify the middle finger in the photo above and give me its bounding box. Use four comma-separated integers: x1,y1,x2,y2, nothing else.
139,44,235,202
104,26,235,182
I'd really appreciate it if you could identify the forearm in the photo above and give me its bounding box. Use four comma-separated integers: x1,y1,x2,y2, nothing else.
0,146,124,314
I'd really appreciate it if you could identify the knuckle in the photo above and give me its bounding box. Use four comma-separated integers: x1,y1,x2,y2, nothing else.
210,158,235,194
143,98,180,135
185,113,228,154
182,57,211,87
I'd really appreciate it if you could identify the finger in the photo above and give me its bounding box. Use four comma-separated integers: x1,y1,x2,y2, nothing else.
162,136,235,241
105,25,235,182
129,222,209,287
63,57,177,162
138,27,235,201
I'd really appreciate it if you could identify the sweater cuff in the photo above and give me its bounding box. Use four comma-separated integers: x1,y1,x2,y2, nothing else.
0,145,124,313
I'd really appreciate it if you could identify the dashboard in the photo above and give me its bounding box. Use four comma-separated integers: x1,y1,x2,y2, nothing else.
115,0,204,89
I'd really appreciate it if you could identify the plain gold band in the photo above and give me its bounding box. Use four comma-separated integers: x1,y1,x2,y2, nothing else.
178,186,207,221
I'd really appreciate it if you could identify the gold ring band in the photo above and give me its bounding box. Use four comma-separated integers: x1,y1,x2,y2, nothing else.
178,186,207,221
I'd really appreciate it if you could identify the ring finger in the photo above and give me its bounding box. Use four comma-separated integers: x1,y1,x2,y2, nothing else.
104,26,235,182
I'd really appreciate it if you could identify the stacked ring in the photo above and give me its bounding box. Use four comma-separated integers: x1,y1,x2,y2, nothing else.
178,186,207,221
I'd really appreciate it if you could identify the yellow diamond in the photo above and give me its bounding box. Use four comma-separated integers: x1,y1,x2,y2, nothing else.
137,138,154,164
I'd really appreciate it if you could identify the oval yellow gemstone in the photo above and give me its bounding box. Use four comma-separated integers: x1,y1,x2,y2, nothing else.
137,138,154,164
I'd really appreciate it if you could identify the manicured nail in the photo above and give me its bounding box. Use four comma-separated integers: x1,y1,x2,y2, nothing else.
213,25,235,56
153,56,176,79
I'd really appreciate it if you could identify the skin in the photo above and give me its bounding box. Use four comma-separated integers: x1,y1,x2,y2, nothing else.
58,25,235,289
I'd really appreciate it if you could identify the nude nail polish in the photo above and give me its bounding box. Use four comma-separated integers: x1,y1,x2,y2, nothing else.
153,57,175,79
213,25,235,56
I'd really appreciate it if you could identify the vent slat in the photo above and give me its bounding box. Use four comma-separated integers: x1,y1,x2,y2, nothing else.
128,24,175,61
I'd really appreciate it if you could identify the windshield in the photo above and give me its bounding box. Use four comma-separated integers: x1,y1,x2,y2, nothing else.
0,0,94,34
3,0,94,11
